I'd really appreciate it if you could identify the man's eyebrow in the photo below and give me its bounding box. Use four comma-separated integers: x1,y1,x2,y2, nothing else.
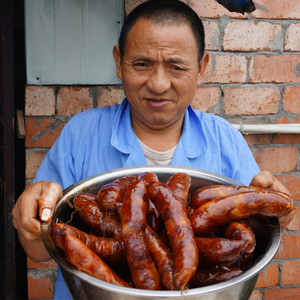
132,55,187,64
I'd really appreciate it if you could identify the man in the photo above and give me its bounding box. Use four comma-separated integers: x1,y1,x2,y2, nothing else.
11,0,291,298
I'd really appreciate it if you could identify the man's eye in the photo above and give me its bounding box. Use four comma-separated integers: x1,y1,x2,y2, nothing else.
172,65,183,71
134,62,147,67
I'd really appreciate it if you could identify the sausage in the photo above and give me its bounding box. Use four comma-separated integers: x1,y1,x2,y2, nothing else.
147,181,198,290
50,222,126,264
188,265,243,288
195,237,247,266
96,176,137,212
137,172,162,231
64,233,132,287
166,173,191,212
145,225,175,290
120,179,161,290
225,220,256,254
191,185,259,210
189,189,295,236
137,172,159,184
73,193,121,238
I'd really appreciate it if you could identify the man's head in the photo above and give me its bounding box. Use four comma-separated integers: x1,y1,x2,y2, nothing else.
118,0,205,64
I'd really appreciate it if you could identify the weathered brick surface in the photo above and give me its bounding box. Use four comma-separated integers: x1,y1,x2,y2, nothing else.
190,0,248,18
278,232,300,258
264,288,300,300
252,146,298,173
223,21,282,52
283,86,300,113
191,86,220,113
57,87,93,116
282,260,300,286
223,86,280,115
96,86,125,108
253,0,300,20
285,23,300,51
25,86,55,116
25,150,48,179
249,55,300,83
249,289,263,300
255,263,279,288
203,20,220,50
28,271,55,299
203,54,247,83
25,118,67,148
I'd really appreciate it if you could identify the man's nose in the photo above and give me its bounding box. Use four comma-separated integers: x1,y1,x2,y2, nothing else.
147,66,171,94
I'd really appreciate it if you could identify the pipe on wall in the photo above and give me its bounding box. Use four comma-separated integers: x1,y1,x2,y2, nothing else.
231,123,300,134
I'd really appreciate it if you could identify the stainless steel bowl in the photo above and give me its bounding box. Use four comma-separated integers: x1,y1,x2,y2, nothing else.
42,165,281,300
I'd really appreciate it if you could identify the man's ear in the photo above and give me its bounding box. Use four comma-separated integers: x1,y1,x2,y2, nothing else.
197,52,209,86
113,45,122,80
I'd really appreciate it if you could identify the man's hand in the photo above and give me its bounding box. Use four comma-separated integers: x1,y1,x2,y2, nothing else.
250,170,295,230
11,181,62,262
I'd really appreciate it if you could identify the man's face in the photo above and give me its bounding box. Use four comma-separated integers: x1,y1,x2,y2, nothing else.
113,18,208,132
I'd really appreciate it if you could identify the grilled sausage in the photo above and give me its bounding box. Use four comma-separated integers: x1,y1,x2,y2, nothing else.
120,180,161,290
195,237,247,265
64,233,132,287
96,176,137,212
145,225,175,290
50,222,126,264
73,193,121,238
167,173,191,212
190,189,294,236
147,181,198,290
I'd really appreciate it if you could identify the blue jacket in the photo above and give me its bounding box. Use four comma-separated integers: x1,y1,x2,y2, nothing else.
34,98,260,299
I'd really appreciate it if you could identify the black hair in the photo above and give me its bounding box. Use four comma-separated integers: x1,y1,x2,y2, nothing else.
118,0,205,63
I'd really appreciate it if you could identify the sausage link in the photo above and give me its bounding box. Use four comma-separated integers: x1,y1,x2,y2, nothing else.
121,180,161,290
96,176,137,212
225,220,256,254
195,237,247,265
137,172,162,231
166,173,191,212
190,189,295,236
147,181,198,290
73,193,121,238
189,265,242,288
50,222,126,264
191,185,259,210
145,225,175,290
64,233,132,287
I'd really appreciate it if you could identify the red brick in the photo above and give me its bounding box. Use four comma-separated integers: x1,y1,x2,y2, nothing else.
26,150,48,179
251,146,298,173
282,260,300,286
278,232,300,258
28,272,55,299
191,86,220,113
57,87,93,116
264,288,300,300
276,116,300,124
25,86,55,117
249,55,300,83
190,0,248,18
244,134,271,146
285,23,300,51
249,289,263,300
253,0,300,20
25,118,66,148
96,86,125,108
255,263,279,288
223,87,280,115
203,20,220,50
27,257,57,270
203,54,247,83
283,86,300,113
223,21,282,52
272,133,300,144
275,175,300,202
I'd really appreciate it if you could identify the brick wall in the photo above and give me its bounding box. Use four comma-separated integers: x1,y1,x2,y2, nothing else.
25,0,300,299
